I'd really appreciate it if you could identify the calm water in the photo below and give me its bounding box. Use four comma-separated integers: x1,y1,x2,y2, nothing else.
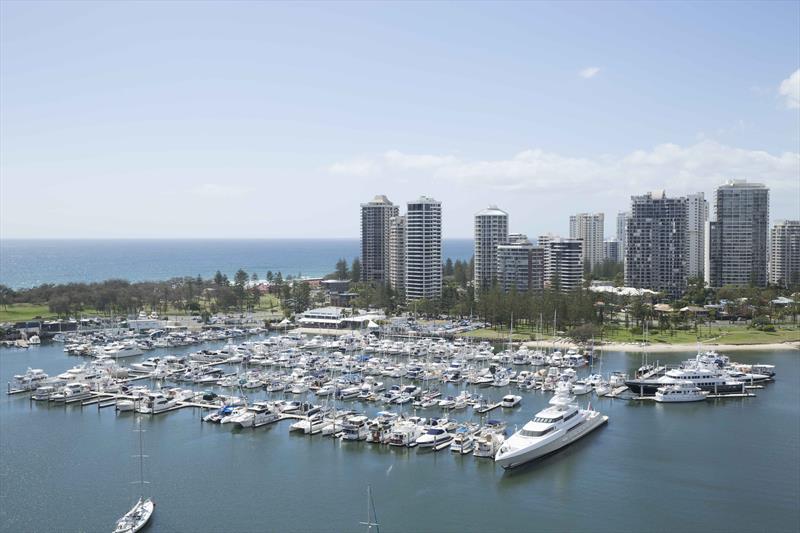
0,342,798,533
0,239,474,289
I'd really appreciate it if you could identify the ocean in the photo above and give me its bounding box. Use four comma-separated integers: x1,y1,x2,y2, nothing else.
0,239,474,289
0,342,797,532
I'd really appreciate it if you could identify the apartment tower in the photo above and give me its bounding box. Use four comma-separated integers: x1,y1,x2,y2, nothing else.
474,206,509,293
625,191,689,298
569,212,604,271
769,220,800,288
405,196,442,301
360,195,399,283
706,180,769,288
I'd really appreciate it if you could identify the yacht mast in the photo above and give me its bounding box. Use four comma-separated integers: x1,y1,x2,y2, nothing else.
359,484,380,533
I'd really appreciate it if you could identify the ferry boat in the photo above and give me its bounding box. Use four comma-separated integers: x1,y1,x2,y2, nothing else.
494,391,608,469
654,382,709,403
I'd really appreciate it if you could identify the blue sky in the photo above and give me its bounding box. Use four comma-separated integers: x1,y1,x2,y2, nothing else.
1,1,798,238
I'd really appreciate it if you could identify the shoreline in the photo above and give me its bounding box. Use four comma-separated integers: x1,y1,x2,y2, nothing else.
522,339,800,353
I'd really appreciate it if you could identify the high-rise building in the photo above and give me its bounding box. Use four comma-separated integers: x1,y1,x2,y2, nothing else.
569,212,604,271
625,191,688,298
388,215,407,297
496,234,544,293
616,211,630,264
405,196,442,301
769,220,800,288
360,195,399,283
603,239,621,263
686,193,708,280
474,206,509,293
706,180,769,288
539,236,583,292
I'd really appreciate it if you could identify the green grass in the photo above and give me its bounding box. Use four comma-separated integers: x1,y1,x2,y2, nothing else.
459,323,800,345
0,294,284,324
600,324,799,345
460,324,555,342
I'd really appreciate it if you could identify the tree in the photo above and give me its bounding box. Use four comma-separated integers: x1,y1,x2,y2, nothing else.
233,269,249,311
293,281,311,313
266,271,274,282
350,258,361,283
0,284,13,311
443,258,454,277
335,259,350,280
213,270,227,286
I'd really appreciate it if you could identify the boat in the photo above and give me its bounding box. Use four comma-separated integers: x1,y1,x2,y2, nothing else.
31,385,57,401
136,393,177,414
50,382,92,402
114,418,154,533
473,423,506,458
449,428,475,454
654,382,709,403
625,366,745,396
12,368,49,391
501,395,522,408
494,390,608,469
340,415,370,441
388,419,424,447
415,427,452,449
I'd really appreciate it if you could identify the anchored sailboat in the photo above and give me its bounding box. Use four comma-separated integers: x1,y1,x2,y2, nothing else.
358,485,380,533
113,417,155,533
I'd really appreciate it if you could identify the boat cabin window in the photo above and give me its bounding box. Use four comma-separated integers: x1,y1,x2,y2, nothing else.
533,415,562,423
563,411,578,422
521,426,554,438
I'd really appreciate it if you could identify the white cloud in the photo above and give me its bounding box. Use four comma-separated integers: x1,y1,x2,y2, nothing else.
579,66,601,79
327,141,800,197
192,183,251,199
778,69,800,109
328,158,379,177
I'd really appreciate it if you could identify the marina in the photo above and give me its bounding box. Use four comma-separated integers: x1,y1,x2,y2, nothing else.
0,333,797,532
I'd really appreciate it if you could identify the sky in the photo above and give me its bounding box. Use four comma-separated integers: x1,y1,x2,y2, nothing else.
1,1,798,239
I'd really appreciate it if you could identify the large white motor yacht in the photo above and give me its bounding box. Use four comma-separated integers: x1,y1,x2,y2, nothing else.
654,382,709,403
494,390,607,469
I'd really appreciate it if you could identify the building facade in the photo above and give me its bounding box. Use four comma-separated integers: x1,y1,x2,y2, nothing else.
603,239,621,263
569,212,604,271
539,236,583,292
360,195,399,283
706,180,769,288
405,196,442,301
769,220,800,288
388,215,407,298
686,192,708,280
625,191,689,298
616,211,630,265
474,206,509,293
496,234,544,293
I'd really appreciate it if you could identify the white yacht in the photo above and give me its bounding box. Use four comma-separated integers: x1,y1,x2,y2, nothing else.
449,429,475,454
32,385,57,401
99,342,144,359
114,497,154,533
136,393,177,414
340,415,370,441
501,395,522,408
494,391,608,469
654,382,709,403
51,382,92,402
388,419,424,447
415,427,452,449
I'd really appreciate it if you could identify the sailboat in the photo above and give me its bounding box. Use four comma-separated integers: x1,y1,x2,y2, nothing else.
358,485,380,532
114,417,155,533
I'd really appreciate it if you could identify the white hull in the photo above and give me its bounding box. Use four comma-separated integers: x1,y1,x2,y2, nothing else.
495,412,607,469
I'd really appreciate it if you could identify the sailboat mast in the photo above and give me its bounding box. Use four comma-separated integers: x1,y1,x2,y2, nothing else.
138,418,144,498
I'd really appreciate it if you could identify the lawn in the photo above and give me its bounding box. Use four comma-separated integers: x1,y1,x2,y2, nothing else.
460,323,799,345
0,295,284,324
597,324,798,345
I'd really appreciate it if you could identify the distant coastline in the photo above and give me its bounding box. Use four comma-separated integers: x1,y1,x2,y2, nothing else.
0,238,474,289
521,339,800,353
